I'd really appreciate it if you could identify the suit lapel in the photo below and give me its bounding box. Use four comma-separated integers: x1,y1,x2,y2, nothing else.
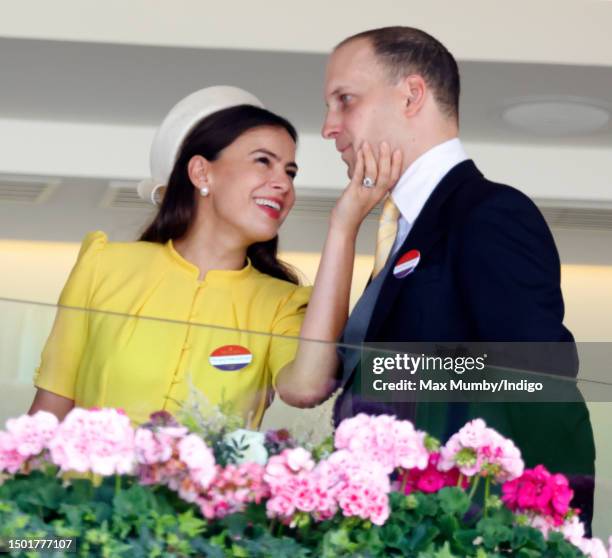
365,160,482,340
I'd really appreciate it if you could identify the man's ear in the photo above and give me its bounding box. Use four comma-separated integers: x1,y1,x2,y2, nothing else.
187,155,212,190
402,74,427,117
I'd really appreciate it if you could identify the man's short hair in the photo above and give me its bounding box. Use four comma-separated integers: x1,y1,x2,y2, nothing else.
336,26,460,120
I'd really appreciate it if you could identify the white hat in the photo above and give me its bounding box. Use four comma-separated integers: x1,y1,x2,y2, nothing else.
137,85,264,205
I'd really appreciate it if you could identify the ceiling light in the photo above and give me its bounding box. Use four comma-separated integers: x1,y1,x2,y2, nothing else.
501,97,610,136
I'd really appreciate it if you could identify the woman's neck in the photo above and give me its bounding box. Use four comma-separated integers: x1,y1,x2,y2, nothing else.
173,218,247,280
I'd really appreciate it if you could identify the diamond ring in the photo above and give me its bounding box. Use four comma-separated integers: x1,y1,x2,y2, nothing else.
362,176,375,188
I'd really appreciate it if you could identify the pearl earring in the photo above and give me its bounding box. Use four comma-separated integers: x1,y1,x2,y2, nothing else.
199,186,209,197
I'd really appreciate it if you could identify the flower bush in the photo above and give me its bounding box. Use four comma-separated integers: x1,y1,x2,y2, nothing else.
0,408,610,557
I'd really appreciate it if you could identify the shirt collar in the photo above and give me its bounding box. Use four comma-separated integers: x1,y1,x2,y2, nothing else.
165,239,253,283
391,138,468,225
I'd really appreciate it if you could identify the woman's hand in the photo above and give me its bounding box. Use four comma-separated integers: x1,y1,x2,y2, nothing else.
330,141,403,235
276,142,402,407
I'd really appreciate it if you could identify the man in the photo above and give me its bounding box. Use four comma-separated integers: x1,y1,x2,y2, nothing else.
322,26,595,529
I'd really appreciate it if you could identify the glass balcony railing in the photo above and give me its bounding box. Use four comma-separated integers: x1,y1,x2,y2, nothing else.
1,295,611,538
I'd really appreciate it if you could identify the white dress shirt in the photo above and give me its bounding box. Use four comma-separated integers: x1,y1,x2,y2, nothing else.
390,138,468,255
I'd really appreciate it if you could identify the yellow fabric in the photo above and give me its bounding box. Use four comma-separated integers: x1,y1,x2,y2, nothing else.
34,231,311,428
372,196,401,278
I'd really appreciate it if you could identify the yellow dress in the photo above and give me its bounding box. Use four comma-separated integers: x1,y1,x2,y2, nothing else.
34,231,311,427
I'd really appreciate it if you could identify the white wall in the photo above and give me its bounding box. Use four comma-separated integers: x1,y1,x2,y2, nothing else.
1,118,611,203
4,243,612,329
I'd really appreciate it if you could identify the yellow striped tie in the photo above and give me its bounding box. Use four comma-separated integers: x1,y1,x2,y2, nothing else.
372,196,401,278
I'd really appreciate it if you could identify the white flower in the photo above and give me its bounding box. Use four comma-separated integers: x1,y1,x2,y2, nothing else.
560,515,585,546
224,429,268,465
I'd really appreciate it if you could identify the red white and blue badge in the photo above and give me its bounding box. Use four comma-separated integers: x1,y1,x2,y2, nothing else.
209,345,253,371
394,249,421,278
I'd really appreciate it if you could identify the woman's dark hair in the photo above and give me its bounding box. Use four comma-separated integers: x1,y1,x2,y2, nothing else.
140,105,300,285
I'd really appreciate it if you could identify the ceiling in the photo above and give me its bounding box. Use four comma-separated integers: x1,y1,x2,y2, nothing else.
1,37,611,146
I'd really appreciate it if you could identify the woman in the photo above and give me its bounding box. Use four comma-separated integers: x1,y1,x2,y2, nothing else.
29,86,401,427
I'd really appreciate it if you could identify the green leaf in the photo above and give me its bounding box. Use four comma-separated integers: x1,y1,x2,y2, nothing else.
389,491,418,513
4,472,67,515
65,479,95,506
90,501,114,525
546,531,586,558
406,522,440,552
477,517,513,550
453,528,479,554
219,512,249,537
380,522,404,548
177,509,206,537
322,526,360,556
231,543,250,557
436,514,460,538
113,483,157,522
312,436,335,460
437,487,470,517
191,538,227,558
424,435,441,453
512,525,546,551
516,548,545,558
417,541,459,558
238,532,312,558
415,492,439,517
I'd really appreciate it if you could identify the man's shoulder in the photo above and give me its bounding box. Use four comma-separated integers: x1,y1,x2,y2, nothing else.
448,165,544,225
456,166,536,210
445,166,558,263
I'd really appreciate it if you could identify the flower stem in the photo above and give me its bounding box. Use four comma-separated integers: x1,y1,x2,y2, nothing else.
114,474,121,496
468,475,481,500
457,473,464,487
301,519,311,540
483,476,491,517
268,519,276,535
399,468,408,494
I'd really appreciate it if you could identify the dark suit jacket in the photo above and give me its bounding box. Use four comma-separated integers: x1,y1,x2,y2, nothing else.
333,160,595,493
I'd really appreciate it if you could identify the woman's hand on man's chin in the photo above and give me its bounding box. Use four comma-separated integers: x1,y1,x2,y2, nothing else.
330,141,402,234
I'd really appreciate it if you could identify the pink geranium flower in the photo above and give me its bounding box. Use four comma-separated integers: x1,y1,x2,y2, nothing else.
0,431,27,474
198,462,269,519
48,408,135,476
6,411,59,457
334,414,429,474
329,450,391,525
264,448,319,521
439,419,523,481
399,452,468,495
135,428,176,465
134,415,217,503
0,411,59,473
264,448,391,526
178,434,216,489
502,465,574,526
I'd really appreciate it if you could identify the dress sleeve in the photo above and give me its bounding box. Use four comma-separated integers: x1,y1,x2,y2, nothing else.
33,231,107,399
267,285,312,387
